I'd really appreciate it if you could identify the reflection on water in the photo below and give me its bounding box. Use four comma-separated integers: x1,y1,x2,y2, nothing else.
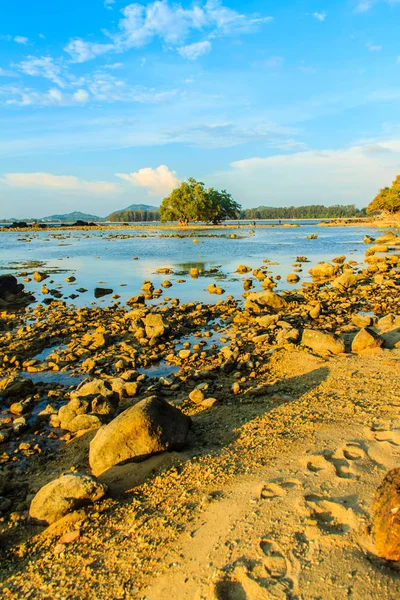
0,223,385,308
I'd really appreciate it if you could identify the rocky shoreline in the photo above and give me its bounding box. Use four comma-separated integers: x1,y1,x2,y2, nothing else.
1,230,400,598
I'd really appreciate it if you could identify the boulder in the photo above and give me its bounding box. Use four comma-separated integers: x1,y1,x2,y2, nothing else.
375,232,398,244
237,265,252,273
94,287,113,298
255,315,279,328
0,376,34,400
33,272,48,282
0,274,35,309
144,313,168,339
287,273,300,284
373,468,400,560
309,303,321,319
331,271,358,290
301,329,345,355
244,291,287,313
378,314,400,332
351,328,384,353
73,378,115,401
81,331,108,350
189,389,205,404
126,294,146,307
208,284,225,295
308,263,338,279
29,473,107,525
89,396,192,476
352,314,373,328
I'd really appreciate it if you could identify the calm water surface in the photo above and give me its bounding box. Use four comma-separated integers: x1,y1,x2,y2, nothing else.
0,223,386,307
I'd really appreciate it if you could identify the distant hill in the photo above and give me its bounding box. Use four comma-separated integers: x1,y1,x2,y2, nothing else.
107,204,160,222
41,211,102,222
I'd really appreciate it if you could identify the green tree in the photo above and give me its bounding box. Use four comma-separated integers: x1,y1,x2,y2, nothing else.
367,176,400,215
159,178,241,225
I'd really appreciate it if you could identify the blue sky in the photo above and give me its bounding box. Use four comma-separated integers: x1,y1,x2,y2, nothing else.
1,0,400,217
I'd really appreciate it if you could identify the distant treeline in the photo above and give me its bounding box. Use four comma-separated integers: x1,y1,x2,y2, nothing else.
107,209,160,222
241,204,366,220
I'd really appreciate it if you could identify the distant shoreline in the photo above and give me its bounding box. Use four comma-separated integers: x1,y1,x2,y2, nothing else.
0,216,399,232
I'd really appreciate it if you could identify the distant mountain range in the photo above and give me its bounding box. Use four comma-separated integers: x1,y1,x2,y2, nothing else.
112,204,158,213
107,203,160,222
41,211,102,222
3,205,160,223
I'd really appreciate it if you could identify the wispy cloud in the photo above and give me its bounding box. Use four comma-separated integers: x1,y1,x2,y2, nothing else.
104,0,115,9
116,165,179,195
354,0,400,13
178,40,212,60
0,172,117,193
366,41,382,51
64,39,114,63
64,0,272,62
312,12,327,21
211,140,400,206
16,55,65,87
14,36,29,45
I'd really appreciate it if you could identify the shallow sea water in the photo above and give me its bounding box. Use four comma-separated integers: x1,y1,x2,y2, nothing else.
0,222,386,307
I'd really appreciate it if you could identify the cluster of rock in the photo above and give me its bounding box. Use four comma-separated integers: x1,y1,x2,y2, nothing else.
1,229,400,556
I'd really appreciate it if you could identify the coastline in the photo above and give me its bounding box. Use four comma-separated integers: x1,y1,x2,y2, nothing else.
1,215,399,232
0,229,400,598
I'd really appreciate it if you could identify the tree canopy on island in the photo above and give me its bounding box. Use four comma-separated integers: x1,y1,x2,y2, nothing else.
367,175,400,215
241,204,365,220
159,178,241,225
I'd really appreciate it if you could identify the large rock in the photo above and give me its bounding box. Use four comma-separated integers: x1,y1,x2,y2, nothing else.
331,271,358,290
351,328,384,353
144,313,168,339
0,376,34,400
89,396,192,476
352,313,373,328
373,468,400,560
244,291,287,313
301,329,345,355
72,378,116,401
0,274,35,309
308,263,338,279
29,473,107,525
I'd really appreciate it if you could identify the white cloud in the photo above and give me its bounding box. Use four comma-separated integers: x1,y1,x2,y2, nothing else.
73,89,90,102
64,39,114,63
213,140,400,207
17,56,65,87
1,172,116,193
312,12,327,21
104,0,115,9
116,165,179,195
178,40,212,60
366,41,382,51
14,36,29,45
0,85,88,106
103,62,124,69
64,1,272,62
355,0,400,12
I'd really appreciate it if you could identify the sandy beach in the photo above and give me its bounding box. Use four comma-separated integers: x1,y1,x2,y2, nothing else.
0,227,399,599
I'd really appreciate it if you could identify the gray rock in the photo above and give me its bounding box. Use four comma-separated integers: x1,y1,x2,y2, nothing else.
89,396,192,476
29,473,107,524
